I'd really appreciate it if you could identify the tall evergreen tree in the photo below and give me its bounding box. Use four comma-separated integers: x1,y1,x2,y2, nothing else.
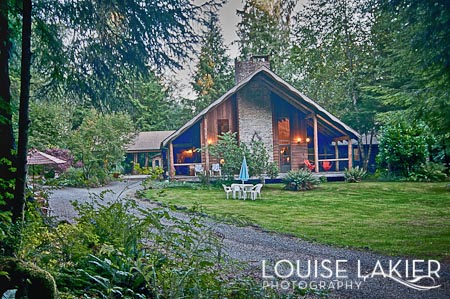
13,0,32,221
236,0,295,76
127,72,192,131
0,0,15,215
0,0,221,219
191,11,233,113
369,0,450,139
32,0,222,112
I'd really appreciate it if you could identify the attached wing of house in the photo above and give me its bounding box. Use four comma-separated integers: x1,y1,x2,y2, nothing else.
162,56,360,177
126,130,175,173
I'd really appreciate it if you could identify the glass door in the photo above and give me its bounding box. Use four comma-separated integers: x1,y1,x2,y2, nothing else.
279,145,291,173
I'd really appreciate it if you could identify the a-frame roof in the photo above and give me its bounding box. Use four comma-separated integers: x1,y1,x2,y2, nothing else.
162,66,359,147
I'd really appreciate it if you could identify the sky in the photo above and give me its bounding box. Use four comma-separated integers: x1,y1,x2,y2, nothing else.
217,0,244,57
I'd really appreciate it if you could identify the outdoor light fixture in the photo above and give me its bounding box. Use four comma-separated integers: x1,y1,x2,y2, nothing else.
306,137,311,143
297,137,302,144
207,139,212,145
220,158,225,165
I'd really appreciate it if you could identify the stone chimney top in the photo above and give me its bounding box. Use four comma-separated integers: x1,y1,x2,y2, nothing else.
235,55,270,83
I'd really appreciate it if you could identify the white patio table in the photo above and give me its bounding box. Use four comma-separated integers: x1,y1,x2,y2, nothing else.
236,183,254,199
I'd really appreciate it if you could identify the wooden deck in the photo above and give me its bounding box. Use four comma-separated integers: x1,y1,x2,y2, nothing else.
170,171,345,182
314,171,345,178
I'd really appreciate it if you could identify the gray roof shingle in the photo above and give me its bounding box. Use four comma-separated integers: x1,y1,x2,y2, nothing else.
127,131,175,152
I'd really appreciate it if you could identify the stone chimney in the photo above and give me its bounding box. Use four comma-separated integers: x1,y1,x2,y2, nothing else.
234,55,270,83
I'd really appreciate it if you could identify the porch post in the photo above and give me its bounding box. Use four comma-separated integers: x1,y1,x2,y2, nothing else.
133,153,138,174
313,114,319,173
347,138,353,170
203,117,210,172
169,142,175,177
335,143,339,171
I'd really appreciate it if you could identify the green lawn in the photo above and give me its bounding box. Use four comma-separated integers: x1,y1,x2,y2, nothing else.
146,181,450,260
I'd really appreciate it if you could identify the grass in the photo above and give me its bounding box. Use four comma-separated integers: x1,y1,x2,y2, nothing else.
145,181,450,261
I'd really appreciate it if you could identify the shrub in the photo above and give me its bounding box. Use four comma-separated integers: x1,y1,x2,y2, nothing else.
319,176,328,183
207,132,276,180
245,133,270,179
377,122,431,177
207,132,245,178
17,193,298,298
344,166,367,183
266,162,279,179
58,167,111,187
409,162,448,182
4,188,323,298
283,169,320,191
70,109,135,181
58,167,85,187
133,163,164,180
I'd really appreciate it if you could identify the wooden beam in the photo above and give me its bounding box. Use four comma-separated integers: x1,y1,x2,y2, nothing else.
317,158,349,162
335,143,339,171
169,142,175,177
305,113,314,119
347,138,353,170
203,117,210,172
260,75,353,139
333,135,350,142
259,77,314,114
313,114,319,173
316,114,349,137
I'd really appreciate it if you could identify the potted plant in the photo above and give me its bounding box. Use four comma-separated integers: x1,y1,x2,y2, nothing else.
112,164,124,178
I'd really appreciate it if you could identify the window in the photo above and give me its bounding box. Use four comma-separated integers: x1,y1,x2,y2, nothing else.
278,117,290,144
217,119,230,136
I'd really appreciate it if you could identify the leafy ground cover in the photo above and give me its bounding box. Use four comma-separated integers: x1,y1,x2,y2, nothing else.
146,182,450,260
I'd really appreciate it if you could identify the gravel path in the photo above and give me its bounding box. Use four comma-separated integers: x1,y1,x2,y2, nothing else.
48,180,450,299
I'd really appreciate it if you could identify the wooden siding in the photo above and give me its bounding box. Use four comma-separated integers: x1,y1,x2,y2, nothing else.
200,96,237,165
205,97,236,144
290,113,308,170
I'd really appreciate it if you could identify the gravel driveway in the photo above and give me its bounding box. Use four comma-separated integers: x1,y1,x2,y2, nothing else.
48,180,450,299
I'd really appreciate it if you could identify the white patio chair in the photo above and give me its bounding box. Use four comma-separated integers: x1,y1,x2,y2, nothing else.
246,183,263,200
194,164,205,176
210,163,222,177
230,183,242,199
222,184,232,199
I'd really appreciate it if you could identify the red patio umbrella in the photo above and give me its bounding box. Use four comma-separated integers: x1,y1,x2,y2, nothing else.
27,149,66,165
27,149,67,189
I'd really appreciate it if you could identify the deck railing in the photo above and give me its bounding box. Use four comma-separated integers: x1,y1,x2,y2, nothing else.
316,158,350,172
173,163,200,176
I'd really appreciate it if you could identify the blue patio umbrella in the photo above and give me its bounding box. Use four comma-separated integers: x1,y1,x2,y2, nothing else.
239,156,249,184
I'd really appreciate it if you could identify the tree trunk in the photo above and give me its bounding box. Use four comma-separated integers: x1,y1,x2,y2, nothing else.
0,0,15,213
13,0,32,222
364,131,374,170
359,129,376,171
358,137,366,170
